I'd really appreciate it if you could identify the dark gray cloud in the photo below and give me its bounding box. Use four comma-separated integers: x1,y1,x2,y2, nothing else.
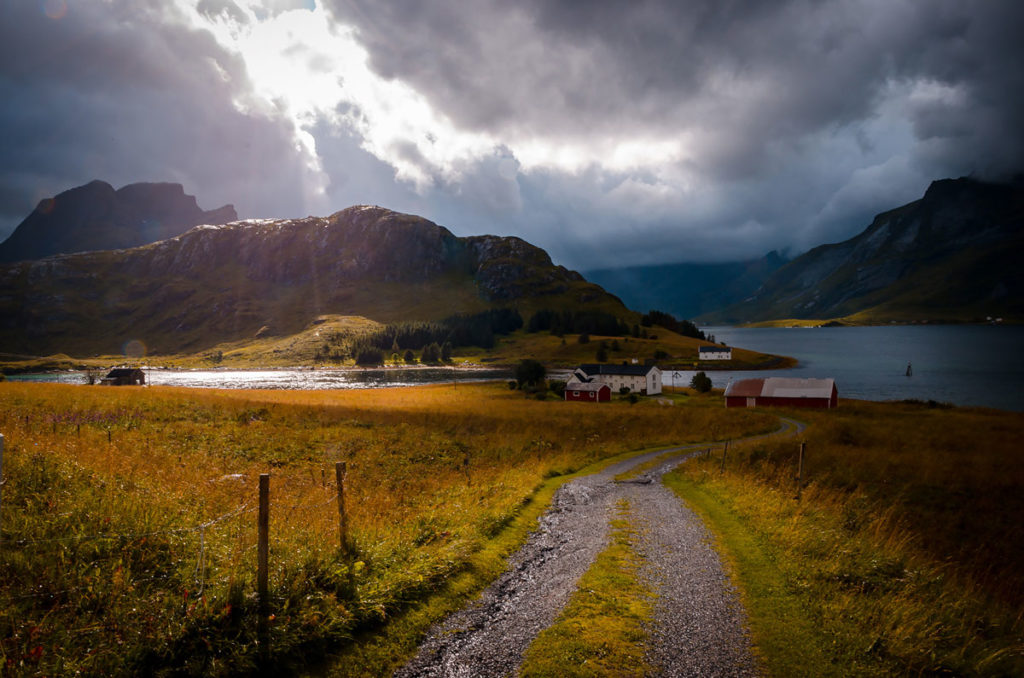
1,0,1021,270
327,0,1024,181
0,0,317,235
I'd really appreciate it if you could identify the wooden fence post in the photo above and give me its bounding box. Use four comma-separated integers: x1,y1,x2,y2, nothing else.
257,473,270,643
720,439,729,473
335,462,348,555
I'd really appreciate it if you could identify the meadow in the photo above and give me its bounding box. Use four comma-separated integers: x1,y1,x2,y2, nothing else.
0,381,772,675
669,399,1024,675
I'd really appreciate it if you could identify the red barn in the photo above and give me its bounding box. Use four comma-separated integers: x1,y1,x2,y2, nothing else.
725,377,837,409
565,382,611,403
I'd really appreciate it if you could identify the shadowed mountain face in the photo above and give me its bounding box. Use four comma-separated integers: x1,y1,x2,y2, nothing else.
0,180,237,263
703,177,1024,324
0,205,623,356
584,252,787,320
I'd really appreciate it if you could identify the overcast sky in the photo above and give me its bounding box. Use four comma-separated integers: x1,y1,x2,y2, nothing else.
1,0,1021,269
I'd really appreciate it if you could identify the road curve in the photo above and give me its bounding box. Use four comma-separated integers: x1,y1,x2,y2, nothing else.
394,417,804,677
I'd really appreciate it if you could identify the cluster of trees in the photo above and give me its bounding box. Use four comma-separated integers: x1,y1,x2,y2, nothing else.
527,309,630,337
334,308,523,366
362,308,522,354
640,310,707,341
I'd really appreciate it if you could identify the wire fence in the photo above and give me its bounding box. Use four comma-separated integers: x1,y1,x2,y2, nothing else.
0,430,352,619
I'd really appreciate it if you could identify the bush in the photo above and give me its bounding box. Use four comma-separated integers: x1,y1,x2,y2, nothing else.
690,371,713,393
548,380,567,398
514,359,546,389
404,349,417,364
421,343,442,364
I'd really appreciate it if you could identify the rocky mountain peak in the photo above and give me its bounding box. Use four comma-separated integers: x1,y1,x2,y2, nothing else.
0,180,237,263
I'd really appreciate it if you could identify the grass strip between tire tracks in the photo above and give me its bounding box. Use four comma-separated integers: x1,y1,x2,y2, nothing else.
519,499,654,677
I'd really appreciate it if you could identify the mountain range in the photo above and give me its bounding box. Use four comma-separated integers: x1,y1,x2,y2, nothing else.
0,204,625,356
1,174,1020,361
703,177,1023,324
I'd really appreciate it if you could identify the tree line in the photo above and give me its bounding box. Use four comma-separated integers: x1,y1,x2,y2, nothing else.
340,308,524,365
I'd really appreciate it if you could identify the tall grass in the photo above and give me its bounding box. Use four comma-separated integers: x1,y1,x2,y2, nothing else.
671,399,1024,675
0,382,772,675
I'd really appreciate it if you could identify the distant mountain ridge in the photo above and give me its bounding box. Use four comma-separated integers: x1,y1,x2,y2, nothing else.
704,177,1024,324
584,252,787,320
0,205,626,355
0,180,237,262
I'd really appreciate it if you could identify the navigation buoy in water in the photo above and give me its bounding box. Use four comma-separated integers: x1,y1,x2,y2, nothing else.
906,362,913,377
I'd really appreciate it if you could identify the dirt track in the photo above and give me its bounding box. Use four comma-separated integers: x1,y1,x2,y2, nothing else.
395,419,803,677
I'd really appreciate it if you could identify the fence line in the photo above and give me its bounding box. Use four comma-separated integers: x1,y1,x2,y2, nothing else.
1,430,355,635
1,503,257,548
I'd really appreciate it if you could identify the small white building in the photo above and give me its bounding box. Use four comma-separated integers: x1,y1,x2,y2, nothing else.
699,345,732,361
568,363,662,395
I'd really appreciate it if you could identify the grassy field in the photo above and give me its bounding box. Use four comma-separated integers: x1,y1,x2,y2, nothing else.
668,399,1024,675
0,381,772,675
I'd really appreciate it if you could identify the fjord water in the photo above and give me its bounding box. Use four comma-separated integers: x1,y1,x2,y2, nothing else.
9,367,511,390
669,325,1024,411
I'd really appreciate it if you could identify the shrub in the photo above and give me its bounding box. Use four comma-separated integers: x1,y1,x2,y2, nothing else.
690,371,713,393
548,380,567,398
514,359,546,389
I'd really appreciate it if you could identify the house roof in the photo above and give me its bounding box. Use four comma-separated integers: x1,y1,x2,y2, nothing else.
577,363,659,377
569,381,610,392
724,378,764,397
725,377,836,399
699,345,731,353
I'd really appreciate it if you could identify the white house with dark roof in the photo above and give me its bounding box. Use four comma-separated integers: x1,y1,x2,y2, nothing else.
699,345,732,360
567,363,662,395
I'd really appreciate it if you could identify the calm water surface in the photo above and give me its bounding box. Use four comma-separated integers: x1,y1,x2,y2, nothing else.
664,325,1024,411
9,367,511,390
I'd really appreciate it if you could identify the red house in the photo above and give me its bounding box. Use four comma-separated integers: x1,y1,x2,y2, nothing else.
565,382,611,403
725,377,837,409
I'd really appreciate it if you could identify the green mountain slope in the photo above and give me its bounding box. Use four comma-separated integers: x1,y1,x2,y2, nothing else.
0,206,629,356
703,177,1024,324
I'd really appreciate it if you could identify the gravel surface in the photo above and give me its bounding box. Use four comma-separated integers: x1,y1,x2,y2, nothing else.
395,419,801,677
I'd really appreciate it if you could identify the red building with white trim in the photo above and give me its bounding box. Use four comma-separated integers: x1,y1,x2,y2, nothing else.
565,382,611,403
724,377,837,409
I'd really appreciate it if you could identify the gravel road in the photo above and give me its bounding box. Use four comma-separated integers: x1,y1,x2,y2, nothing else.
395,419,801,677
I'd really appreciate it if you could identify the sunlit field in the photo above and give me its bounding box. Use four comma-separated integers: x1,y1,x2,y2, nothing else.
0,381,772,675
671,400,1024,675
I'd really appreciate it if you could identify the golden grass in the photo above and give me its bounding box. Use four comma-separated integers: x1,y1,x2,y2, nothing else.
670,399,1024,675
0,381,774,675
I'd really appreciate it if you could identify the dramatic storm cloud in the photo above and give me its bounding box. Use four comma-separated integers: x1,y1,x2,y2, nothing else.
1,0,1021,268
